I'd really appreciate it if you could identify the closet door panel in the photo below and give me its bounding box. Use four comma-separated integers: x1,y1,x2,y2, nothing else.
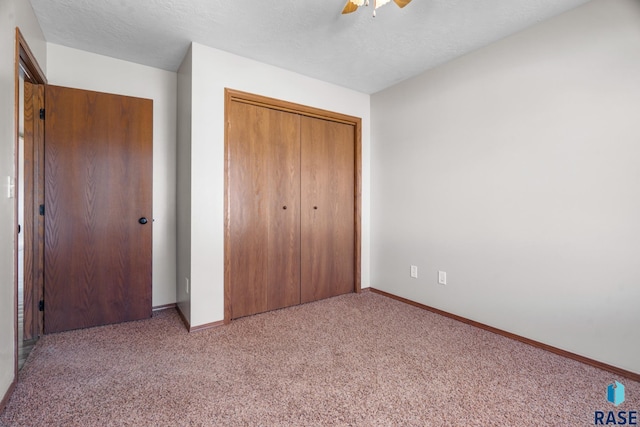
266,111,301,311
300,117,355,303
228,102,269,318
228,102,301,318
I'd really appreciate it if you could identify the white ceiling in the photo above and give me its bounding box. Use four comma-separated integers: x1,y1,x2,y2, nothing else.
29,0,591,94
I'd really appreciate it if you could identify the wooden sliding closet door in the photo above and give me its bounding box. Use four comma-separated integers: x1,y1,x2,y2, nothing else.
300,117,355,304
228,102,301,319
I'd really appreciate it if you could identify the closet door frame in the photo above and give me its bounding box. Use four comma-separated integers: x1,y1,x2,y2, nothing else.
223,88,362,324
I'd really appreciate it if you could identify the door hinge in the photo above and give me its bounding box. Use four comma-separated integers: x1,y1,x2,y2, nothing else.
39,108,45,120
39,300,44,312
39,204,45,216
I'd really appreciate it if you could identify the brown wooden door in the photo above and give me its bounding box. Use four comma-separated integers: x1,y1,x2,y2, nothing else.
44,85,153,333
228,101,301,319
22,81,45,340
300,116,355,304
22,81,36,340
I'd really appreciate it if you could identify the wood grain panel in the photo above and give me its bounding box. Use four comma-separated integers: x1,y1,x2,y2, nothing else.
227,102,301,318
33,83,45,337
21,82,46,340
22,81,35,340
44,85,153,333
265,109,301,312
300,117,355,303
227,102,269,319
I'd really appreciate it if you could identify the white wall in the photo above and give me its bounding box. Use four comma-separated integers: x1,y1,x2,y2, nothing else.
185,43,371,326
371,0,640,374
176,46,192,322
46,44,178,307
0,0,46,405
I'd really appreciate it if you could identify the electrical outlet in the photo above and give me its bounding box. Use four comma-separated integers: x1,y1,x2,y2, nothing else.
438,271,447,285
185,277,189,294
410,265,418,279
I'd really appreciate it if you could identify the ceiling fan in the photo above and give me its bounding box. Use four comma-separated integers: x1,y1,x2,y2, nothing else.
342,0,413,16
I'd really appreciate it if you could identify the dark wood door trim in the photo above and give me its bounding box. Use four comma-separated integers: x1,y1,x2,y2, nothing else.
224,88,362,324
22,81,35,340
16,29,47,87
12,27,47,401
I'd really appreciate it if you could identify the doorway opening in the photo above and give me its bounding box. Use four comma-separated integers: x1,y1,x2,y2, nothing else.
15,28,46,371
17,62,33,369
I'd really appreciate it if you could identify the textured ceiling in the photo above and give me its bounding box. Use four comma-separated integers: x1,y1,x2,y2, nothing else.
30,0,591,94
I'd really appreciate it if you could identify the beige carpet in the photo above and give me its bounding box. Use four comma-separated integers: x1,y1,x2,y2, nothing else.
1,292,638,426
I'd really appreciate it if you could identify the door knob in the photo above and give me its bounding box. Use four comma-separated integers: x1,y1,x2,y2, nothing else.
138,217,148,224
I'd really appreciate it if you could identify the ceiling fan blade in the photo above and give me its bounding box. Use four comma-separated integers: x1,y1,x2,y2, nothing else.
393,0,412,8
342,1,359,14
